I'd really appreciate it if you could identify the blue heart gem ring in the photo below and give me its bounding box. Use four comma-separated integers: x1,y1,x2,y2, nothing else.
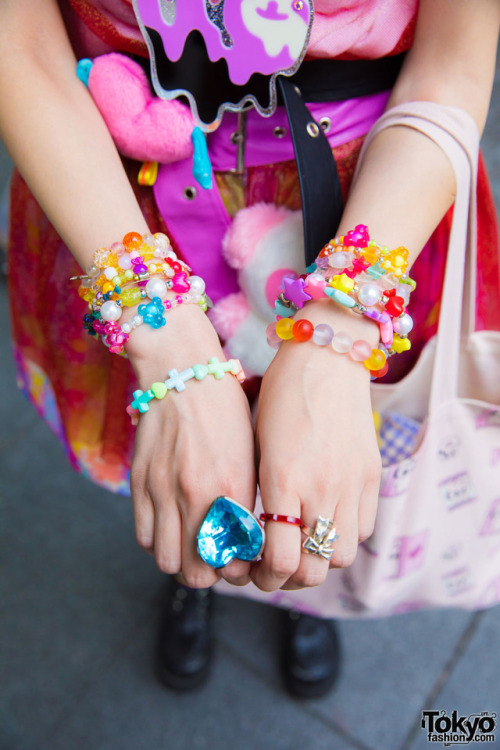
197,496,265,568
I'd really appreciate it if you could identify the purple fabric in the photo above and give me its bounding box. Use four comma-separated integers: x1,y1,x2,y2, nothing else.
153,92,391,303
209,92,391,169
154,157,238,302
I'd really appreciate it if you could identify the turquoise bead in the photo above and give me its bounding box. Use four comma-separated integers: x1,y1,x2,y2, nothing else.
367,261,385,279
324,286,356,308
191,126,213,190
274,300,295,318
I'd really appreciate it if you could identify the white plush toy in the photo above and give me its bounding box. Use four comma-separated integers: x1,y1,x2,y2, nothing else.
208,203,305,376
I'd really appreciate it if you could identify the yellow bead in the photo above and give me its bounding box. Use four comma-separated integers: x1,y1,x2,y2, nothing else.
391,334,411,353
102,281,114,294
124,269,134,281
330,273,355,294
361,246,380,264
112,276,121,286
275,318,295,340
363,348,387,370
120,287,143,306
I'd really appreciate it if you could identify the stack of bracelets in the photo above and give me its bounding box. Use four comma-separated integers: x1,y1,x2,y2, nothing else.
76,231,211,355
268,224,416,378
75,224,415,423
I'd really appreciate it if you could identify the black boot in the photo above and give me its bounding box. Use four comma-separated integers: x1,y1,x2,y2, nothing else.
155,577,214,690
282,610,341,698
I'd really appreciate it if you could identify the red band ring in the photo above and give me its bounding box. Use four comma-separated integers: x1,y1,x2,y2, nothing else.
259,513,304,528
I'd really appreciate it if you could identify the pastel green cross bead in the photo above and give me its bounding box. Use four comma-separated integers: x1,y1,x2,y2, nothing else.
192,364,209,380
207,357,227,379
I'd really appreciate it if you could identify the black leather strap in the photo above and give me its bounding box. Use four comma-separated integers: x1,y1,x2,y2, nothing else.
279,76,343,267
279,55,405,266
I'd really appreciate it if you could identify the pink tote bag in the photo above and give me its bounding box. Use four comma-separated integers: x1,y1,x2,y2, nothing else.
218,102,500,618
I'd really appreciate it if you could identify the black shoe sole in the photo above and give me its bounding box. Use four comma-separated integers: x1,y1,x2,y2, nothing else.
154,657,212,692
283,670,339,699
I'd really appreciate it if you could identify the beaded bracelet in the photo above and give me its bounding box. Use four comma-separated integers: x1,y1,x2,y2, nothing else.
127,357,246,424
274,225,415,357
76,232,210,354
85,288,209,355
266,318,389,377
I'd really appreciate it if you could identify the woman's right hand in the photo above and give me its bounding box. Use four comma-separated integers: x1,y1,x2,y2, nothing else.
127,306,257,589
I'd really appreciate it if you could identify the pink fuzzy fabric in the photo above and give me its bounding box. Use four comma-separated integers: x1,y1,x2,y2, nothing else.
88,53,194,163
208,292,250,341
222,203,291,269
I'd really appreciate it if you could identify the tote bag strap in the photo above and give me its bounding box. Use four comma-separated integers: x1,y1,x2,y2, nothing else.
352,102,480,411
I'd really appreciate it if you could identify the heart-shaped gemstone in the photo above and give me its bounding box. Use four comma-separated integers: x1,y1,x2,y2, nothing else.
151,382,168,399
197,496,264,568
385,295,405,317
171,271,190,293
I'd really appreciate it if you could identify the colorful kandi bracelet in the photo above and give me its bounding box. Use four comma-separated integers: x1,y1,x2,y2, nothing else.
127,357,246,424
273,225,415,363
266,318,389,377
75,232,210,354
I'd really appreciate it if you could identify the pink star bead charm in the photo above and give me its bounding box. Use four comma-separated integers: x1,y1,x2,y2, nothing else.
282,276,312,309
304,273,326,300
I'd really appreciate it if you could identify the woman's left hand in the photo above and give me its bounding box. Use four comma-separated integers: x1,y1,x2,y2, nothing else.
252,303,382,592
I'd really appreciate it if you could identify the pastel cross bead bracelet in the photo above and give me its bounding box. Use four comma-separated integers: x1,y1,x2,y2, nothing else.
128,357,246,421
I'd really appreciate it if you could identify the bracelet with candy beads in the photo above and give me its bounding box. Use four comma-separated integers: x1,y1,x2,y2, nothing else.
76,232,210,354
266,318,389,378
127,357,246,424
274,225,415,360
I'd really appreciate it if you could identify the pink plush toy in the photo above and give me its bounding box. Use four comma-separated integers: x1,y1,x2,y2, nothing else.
209,203,305,376
87,53,194,163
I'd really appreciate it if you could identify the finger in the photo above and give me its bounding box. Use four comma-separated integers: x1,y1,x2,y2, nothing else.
179,504,221,590
283,495,338,589
130,473,155,552
357,470,381,543
221,558,252,586
327,491,361,570
218,485,256,587
250,481,302,591
154,503,183,575
281,544,330,590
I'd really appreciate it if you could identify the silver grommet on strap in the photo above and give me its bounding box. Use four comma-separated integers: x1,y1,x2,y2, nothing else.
319,116,332,134
183,186,197,200
230,131,244,145
273,126,287,139
293,85,302,97
306,121,320,138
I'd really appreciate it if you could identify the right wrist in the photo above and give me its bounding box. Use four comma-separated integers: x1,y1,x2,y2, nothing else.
126,304,223,382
